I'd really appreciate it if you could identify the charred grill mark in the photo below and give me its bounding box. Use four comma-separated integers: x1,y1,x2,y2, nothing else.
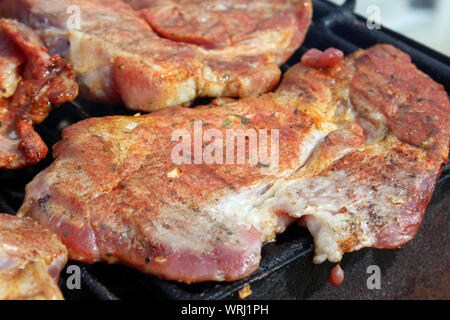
194,163,234,190
38,195,51,208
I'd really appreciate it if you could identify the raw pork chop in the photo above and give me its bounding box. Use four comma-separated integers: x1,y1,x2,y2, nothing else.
18,45,450,283
0,0,312,111
0,19,78,169
0,213,67,300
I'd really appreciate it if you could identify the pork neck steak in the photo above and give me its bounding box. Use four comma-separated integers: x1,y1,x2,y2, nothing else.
0,213,67,299
18,45,450,283
0,0,312,111
0,19,78,169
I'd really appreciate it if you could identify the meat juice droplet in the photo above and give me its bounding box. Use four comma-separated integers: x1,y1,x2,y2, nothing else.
329,264,344,286
301,48,344,68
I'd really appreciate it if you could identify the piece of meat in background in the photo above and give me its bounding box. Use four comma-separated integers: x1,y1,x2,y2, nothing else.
0,19,78,169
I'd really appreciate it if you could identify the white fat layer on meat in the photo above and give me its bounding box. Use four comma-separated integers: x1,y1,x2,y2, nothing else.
166,77,197,107
0,239,65,275
197,65,227,97
68,32,102,75
0,68,21,99
69,29,166,73
0,133,20,167
70,30,199,110
123,122,140,132
201,127,329,244
0,259,17,269
68,32,113,101
305,215,344,263
0,245,20,269
351,108,387,144
7,130,17,140
269,139,420,263
36,26,71,57
0,34,22,99
0,260,64,300
212,3,229,11
271,171,374,263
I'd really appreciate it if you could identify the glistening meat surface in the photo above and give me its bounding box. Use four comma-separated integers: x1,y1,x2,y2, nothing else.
0,213,67,300
0,19,78,169
0,0,312,111
18,45,450,283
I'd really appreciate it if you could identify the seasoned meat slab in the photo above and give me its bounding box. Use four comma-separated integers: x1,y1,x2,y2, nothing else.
0,213,67,300
0,0,312,111
18,45,450,283
0,19,78,169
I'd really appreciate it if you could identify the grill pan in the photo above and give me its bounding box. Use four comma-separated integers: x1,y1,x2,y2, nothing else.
0,0,449,300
